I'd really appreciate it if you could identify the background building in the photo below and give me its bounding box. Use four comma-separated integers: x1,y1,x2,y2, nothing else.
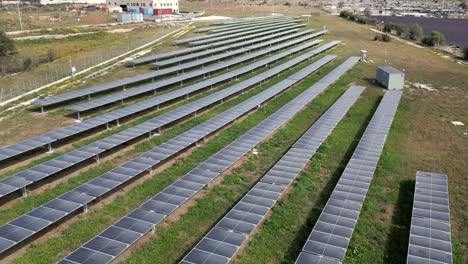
106,0,179,14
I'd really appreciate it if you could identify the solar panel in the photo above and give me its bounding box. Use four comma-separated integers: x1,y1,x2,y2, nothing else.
34,26,305,109
174,21,300,44
181,85,364,264
0,33,327,167
61,57,359,264
188,24,306,47
296,89,403,264
206,19,300,34
71,31,325,113
0,41,337,201
0,51,338,258
407,171,452,264
153,28,308,68
195,17,297,33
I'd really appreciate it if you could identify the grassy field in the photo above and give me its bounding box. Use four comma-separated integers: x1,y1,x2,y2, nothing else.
0,5,466,264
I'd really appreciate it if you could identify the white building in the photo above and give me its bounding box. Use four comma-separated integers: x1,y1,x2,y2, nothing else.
106,0,179,13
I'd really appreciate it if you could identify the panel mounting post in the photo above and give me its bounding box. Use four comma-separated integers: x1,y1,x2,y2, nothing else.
47,143,53,153
21,187,28,198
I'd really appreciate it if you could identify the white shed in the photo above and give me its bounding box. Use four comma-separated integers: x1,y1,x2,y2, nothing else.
376,66,405,90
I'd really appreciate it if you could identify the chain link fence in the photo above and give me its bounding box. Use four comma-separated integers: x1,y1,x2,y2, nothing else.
0,25,181,103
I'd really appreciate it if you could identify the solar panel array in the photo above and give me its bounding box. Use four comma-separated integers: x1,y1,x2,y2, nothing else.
208,19,299,34
129,23,296,67
188,24,305,47
195,17,297,33
152,28,309,68
33,24,305,108
0,54,336,256
173,21,299,44
60,57,360,264
0,45,336,200
0,38,333,170
181,86,364,264
296,90,403,264
70,31,326,113
407,171,452,264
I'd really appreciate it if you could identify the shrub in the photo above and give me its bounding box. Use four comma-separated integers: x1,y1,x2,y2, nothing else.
23,57,33,71
396,23,409,37
409,23,424,40
0,31,16,57
374,34,391,42
382,34,391,42
47,46,57,62
422,31,446,46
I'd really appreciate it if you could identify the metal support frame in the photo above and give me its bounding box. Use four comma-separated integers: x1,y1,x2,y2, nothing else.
47,143,53,153
21,187,28,198
83,204,88,213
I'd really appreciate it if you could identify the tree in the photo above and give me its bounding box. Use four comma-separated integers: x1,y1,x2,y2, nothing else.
0,31,16,57
430,31,446,46
422,31,447,46
396,23,409,37
409,23,424,40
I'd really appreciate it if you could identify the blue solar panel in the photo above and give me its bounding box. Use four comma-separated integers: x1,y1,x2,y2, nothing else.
296,90,402,264
181,86,365,264
32,25,305,109
0,50,338,258
174,22,301,44
0,41,337,202
407,171,452,264
0,31,327,167
59,56,357,264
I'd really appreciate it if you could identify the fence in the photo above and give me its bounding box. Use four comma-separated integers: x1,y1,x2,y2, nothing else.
0,26,181,103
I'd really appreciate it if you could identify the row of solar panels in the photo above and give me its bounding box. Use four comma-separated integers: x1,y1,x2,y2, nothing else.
0,34,328,169
296,90,403,264
213,16,298,26
173,20,299,45
59,56,361,264
152,28,307,68
195,17,297,33
128,17,298,67
0,52,337,257
0,43,337,206
33,24,305,108
70,31,326,113
180,86,365,264
207,18,299,34
407,171,452,264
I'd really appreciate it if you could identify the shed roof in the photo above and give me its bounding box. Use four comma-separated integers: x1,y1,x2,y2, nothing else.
378,66,403,75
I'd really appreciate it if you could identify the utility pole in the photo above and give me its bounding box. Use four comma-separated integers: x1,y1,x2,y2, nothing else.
16,0,23,31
